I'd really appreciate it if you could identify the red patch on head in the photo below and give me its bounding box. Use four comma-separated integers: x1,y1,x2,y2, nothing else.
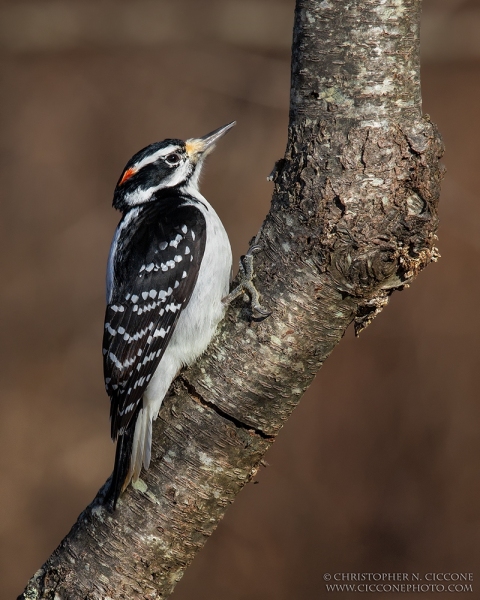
119,167,136,186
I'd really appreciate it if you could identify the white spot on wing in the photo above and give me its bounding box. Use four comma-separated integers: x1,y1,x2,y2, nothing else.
169,234,183,248
109,352,123,369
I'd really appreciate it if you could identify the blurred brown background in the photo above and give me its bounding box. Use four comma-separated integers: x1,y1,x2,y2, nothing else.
1,0,479,598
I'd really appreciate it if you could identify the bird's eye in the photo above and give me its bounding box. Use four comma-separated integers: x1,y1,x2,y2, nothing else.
165,153,181,165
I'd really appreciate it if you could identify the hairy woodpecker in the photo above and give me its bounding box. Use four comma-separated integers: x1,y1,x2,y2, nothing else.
103,122,235,509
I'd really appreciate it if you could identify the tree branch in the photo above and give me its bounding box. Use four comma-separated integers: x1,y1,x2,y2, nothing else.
20,0,443,598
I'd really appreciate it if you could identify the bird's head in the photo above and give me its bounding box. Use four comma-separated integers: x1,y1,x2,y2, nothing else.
113,121,236,211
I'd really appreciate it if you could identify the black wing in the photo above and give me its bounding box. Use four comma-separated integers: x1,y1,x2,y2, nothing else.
103,199,206,439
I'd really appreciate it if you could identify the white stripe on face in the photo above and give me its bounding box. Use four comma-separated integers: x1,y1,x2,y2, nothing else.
123,160,193,206
133,144,181,172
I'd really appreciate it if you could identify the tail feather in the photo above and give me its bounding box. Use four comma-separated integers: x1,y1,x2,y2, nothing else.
104,406,141,510
128,406,153,482
130,407,145,483
143,408,153,471
104,405,155,510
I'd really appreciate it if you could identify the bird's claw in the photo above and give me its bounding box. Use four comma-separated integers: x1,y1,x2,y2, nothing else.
223,245,271,319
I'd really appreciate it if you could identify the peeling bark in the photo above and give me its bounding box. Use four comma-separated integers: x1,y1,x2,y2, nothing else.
20,1,443,598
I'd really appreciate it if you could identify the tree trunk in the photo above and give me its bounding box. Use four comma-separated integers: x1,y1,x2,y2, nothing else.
20,0,443,598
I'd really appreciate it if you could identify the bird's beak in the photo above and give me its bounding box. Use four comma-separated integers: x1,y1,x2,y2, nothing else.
185,121,236,160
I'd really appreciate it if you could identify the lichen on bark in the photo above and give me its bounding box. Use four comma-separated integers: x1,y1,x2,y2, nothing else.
20,1,443,599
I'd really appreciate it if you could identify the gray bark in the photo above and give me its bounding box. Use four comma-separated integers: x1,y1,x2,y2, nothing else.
20,0,443,598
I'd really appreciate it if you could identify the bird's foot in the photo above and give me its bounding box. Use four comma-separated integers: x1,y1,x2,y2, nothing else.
223,245,271,319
